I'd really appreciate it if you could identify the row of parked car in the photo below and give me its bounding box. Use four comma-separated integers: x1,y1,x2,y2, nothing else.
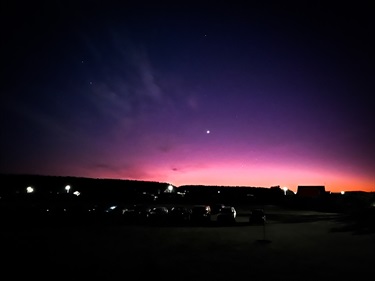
101,204,233,225
0,194,266,226
102,203,266,226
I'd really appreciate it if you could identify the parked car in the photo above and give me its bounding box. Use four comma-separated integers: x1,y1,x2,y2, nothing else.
217,206,237,225
148,206,169,224
190,205,211,223
210,203,226,215
168,206,192,224
249,208,266,224
122,204,151,224
210,203,225,221
38,194,91,223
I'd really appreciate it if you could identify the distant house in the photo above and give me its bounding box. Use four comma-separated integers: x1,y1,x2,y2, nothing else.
296,185,326,198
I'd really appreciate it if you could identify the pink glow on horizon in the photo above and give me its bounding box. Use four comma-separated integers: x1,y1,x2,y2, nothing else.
62,160,374,194
11,138,373,194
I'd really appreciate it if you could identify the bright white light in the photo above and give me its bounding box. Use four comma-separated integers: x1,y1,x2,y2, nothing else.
73,191,80,196
26,186,34,193
65,185,71,193
206,130,210,134
167,185,174,192
282,187,288,195
341,191,345,195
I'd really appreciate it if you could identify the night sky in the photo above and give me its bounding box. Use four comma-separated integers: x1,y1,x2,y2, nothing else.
1,1,374,192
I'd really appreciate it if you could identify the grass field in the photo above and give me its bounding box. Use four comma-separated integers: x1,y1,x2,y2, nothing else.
1,205,374,281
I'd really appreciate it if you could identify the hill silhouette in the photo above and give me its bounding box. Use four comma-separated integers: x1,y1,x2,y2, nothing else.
0,173,277,204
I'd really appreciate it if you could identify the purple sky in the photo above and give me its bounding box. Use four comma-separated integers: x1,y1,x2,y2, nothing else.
1,1,374,192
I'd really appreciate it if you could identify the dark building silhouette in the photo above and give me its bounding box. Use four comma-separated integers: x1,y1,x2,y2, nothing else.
296,185,326,198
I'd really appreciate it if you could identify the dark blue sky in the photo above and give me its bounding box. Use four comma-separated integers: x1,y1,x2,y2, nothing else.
1,1,374,192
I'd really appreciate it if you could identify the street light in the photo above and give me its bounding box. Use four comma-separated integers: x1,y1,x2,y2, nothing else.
65,185,71,193
167,184,173,193
26,186,34,193
282,187,288,195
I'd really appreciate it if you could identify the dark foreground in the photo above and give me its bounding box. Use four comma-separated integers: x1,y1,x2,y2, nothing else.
1,205,374,281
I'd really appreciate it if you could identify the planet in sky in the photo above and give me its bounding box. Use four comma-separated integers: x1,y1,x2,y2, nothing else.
0,1,374,193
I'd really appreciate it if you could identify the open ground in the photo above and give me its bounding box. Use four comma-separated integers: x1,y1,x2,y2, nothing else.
1,205,374,281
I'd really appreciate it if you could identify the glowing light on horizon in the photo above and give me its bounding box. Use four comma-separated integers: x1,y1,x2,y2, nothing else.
166,184,174,193
282,187,288,195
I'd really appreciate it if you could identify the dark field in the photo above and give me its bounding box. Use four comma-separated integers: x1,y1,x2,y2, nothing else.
1,205,374,281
